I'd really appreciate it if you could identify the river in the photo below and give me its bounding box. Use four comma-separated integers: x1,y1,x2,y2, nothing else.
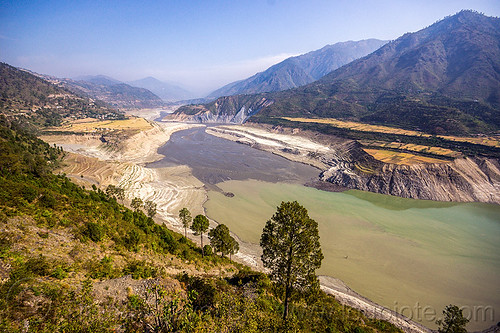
150,126,500,330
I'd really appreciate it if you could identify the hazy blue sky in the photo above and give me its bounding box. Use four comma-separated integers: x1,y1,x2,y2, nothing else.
1,0,499,95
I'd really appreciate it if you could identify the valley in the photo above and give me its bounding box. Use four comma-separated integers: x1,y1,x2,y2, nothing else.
147,123,500,330
41,115,499,331
3,4,500,332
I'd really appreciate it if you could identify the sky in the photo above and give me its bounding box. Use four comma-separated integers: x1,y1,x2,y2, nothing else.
1,0,499,96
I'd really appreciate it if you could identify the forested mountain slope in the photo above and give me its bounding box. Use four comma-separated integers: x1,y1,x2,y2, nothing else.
0,63,123,127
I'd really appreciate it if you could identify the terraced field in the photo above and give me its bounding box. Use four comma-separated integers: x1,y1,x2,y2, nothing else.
282,117,431,136
359,140,461,158
280,117,500,164
362,149,450,165
282,117,500,148
440,135,500,147
51,116,153,133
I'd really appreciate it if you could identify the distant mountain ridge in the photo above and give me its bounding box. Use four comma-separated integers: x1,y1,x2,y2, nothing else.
208,39,387,98
60,75,166,109
74,75,122,86
176,11,500,135
128,77,193,102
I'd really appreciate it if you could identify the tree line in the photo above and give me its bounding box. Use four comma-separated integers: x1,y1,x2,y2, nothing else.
94,154,469,331
178,207,239,259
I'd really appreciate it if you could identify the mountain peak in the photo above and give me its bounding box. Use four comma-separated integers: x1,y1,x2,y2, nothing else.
428,10,499,35
138,76,162,83
208,39,387,98
453,9,489,21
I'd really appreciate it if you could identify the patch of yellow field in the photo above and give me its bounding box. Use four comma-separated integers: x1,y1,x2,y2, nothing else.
282,117,431,137
359,140,462,158
439,135,500,148
51,117,153,133
282,117,500,148
363,148,450,165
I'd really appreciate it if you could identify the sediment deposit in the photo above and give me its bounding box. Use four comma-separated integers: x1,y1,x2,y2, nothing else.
208,124,500,204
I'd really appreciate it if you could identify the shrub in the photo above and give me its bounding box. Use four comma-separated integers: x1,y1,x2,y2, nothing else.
39,192,56,208
123,229,141,251
20,185,37,203
87,256,118,279
83,222,105,242
0,232,13,258
25,255,51,276
203,245,212,256
51,265,69,279
180,248,194,262
123,260,158,279
227,270,268,287
178,274,217,311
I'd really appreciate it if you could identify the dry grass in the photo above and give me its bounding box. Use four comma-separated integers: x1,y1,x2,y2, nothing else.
359,140,461,158
282,117,430,137
363,149,450,165
282,117,500,148
51,117,153,133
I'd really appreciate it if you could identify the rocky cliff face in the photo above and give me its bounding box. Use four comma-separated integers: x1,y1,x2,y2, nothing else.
322,154,500,204
168,96,273,124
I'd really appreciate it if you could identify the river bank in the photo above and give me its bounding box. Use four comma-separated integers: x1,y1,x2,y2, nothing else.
40,119,457,333
207,124,500,205
40,120,207,227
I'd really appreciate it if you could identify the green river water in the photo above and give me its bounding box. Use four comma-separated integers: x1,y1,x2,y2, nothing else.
205,180,500,330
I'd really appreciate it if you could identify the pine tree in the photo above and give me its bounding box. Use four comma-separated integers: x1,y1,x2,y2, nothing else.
260,201,323,321
208,224,239,258
436,305,469,333
191,215,209,256
144,200,157,218
179,208,192,238
131,197,143,211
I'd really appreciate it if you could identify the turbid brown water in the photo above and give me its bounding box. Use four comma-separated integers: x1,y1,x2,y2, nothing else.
151,126,500,330
205,180,500,331
148,126,320,187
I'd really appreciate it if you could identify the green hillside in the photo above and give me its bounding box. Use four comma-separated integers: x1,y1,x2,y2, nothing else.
0,61,402,331
257,11,500,135
0,63,124,128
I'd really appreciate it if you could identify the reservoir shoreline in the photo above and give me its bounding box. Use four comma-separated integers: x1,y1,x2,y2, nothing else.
153,125,499,332
45,121,498,333
149,126,434,333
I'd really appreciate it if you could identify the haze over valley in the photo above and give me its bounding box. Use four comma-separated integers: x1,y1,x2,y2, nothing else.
1,1,500,332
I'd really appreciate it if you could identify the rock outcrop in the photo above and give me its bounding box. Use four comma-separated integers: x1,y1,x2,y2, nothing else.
322,152,500,204
168,95,273,124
